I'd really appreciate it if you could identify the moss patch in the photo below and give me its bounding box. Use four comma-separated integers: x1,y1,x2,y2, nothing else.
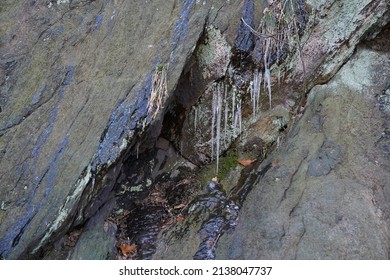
0,210,5,226
197,151,239,188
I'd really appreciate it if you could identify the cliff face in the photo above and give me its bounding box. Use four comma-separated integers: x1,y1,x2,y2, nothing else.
217,39,390,259
218,1,390,259
0,0,389,260
0,0,248,260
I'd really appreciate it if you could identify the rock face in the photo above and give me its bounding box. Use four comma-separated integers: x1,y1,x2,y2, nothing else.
0,0,389,260
217,41,390,259
153,0,390,260
0,0,245,259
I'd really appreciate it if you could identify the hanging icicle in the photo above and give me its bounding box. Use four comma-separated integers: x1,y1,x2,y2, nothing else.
264,38,272,109
249,69,262,117
253,69,262,115
234,101,239,137
224,83,228,147
238,98,242,136
232,86,236,133
257,71,262,112
216,83,222,174
249,80,255,117
264,68,272,109
194,106,198,132
211,87,217,161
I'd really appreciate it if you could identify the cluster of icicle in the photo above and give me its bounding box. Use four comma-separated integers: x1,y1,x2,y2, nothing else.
209,82,242,174
249,67,272,117
194,67,272,175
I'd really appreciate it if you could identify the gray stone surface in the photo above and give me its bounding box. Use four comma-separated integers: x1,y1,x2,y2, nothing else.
0,0,389,260
216,44,390,259
68,199,117,260
0,0,246,259
150,0,389,260
307,140,343,177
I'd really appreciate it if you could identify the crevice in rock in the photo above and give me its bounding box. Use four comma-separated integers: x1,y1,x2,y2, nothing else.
104,25,223,260
279,151,307,206
294,217,306,259
38,22,213,260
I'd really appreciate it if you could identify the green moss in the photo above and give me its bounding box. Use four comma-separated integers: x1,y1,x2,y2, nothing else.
0,210,4,225
197,151,238,187
218,152,239,180
156,63,166,72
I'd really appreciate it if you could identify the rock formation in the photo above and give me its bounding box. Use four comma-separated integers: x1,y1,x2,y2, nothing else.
0,0,389,259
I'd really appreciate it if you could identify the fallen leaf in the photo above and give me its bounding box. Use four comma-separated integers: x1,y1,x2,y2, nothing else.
119,243,137,257
176,215,185,223
238,158,256,167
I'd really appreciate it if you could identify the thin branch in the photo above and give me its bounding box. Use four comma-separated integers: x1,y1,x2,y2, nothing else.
241,17,294,45
240,18,278,39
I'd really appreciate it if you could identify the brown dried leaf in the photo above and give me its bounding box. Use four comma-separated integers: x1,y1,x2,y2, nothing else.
119,243,137,257
176,215,185,223
238,158,256,167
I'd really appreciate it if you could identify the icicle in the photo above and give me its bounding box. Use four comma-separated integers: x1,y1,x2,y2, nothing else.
257,71,262,112
234,103,239,137
264,38,272,110
265,68,272,109
194,106,198,132
249,80,255,117
250,70,262,118
216,83,222,174
263,38,270,93
238,99,242,135
211,88,217,161
232,87,236,132
224,83,228,146
252,70,262,115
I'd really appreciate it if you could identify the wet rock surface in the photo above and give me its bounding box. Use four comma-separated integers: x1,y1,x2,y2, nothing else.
111,148,201,260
